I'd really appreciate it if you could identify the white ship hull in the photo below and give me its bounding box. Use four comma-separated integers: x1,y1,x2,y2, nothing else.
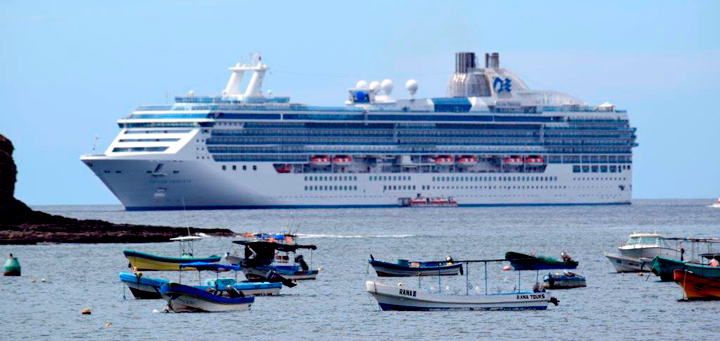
81,157,632,210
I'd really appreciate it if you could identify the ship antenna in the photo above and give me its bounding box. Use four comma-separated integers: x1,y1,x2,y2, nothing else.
92,135,98,152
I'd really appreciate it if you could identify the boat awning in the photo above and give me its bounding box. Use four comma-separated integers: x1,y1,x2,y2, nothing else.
180,262,240,271
232,240,317,252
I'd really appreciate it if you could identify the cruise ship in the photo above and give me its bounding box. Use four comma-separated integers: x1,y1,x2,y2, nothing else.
80,52,638,210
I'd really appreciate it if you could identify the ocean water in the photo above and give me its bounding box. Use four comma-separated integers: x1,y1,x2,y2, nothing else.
2,199,720,340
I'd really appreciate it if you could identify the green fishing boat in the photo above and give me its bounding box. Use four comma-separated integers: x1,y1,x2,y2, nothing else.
505,252,578,270
651,256,720,282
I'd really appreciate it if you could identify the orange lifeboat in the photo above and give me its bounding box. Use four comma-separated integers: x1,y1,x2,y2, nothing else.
434,156,454,166
457,156,478,167
525,156,545,165
503,156,523,166
332,155,353,166
310,156,330,167
275,164,292,173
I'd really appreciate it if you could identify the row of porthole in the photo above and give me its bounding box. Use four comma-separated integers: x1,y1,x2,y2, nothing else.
305,185,359,191
305,175,358,182
433,175,558,182
222,165,257,171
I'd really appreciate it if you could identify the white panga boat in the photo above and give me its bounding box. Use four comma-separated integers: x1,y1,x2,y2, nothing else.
365,258,558,311
712,196,720,208
365,281,554,311
604,233,682,272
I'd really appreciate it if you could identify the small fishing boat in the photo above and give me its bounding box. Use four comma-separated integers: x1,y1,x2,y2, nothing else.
124,236,221,271
505,252,578,270
228,240,319,283
543,271,587,289
651,255,720,282
366,258,559,311
160,262,255,313
161,282,254,312
366,281,553,311
674,269,720,300
368,255,463,277
712,196,720,208
119,272,282,299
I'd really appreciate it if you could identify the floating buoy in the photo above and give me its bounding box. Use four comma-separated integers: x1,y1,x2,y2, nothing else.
41,278,46,282
104,322,111,328
3,253,21,276
502,265,511,271
81,308,92,315
637,272,644,277
30,278,36,283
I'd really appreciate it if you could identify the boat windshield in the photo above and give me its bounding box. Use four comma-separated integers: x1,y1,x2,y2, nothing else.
627,236,665,247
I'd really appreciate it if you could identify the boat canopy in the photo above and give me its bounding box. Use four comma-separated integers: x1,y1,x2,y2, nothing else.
180,262,241,271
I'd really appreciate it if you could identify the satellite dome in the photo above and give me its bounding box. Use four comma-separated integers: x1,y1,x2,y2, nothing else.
188,90,195,97
405,79,418,96
356,80,369,89
381,79,394,95
369,81,381,93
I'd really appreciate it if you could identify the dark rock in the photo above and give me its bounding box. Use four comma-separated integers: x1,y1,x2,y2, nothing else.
0,134,234,244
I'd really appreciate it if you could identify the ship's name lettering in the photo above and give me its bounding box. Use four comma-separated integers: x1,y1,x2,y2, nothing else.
399,289,416,297
516,294,545,300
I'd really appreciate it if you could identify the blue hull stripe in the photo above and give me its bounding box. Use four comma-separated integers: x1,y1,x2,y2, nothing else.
377,303,548,311
126,202,631,211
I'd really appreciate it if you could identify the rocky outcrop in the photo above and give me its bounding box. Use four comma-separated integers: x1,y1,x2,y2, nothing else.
0,134,234,244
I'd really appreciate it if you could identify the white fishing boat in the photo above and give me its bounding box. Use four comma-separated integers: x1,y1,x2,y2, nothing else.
711,196,720,208
366,258,558,311
604,233,682,272
365,281,553,311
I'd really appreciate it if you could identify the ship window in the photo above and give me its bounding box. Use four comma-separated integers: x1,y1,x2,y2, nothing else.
383,185,387,190
243,165,247,171
610,166,617,173
582,166,590,173
591,166,599,173
222,166,226,171
233,166,237,171
601,166,608,173
354,186,357,190
253,165,257,171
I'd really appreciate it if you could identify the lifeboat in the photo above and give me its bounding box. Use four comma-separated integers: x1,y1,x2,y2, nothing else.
332,156,353,166
525,156,545,165
310,156,330,167
275,164,292,173
434,156,454,166
503,156,523,166
457,156,478,167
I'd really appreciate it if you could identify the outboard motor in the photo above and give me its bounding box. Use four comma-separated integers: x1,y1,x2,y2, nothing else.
266,270,297,288
225,285,244,298
295,255,309,271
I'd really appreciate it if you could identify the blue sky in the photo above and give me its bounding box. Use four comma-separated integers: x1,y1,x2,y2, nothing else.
1,1,718,204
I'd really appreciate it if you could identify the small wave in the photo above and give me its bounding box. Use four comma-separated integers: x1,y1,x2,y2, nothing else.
296,233,413,239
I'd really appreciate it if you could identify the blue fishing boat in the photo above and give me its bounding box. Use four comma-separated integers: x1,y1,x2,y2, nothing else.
161,282,254,312
119,272,282,299
542,271,587,289
160,262,255,312
229,240,319,282
368,255,463,277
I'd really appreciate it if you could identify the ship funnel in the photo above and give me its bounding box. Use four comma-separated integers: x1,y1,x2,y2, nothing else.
455,52,476,74
489,52,500,68
447,51,491,98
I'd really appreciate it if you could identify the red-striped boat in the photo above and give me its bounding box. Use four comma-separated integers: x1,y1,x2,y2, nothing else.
674,269,720,300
